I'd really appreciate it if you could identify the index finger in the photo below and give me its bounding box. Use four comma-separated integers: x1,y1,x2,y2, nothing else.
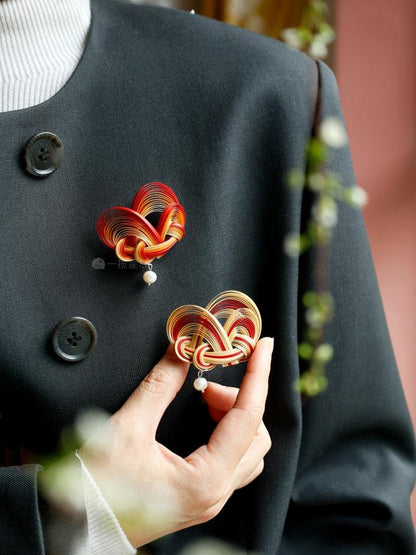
195,337,274,475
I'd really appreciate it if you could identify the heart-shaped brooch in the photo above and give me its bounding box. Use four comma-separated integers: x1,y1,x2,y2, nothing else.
166,291,262,391
96,182,185,285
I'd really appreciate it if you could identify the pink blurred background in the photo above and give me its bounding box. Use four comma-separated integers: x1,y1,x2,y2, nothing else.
335,0,416,523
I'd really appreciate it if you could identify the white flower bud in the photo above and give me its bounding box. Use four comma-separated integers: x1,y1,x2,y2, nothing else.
284,233,301,256
312,198,338,228
315,343,334,362
308,40,328,59
75,408,111,453
349,186,369,207
318,117,347,148
281,28,304,49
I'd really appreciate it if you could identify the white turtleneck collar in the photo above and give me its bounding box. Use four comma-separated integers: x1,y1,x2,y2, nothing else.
0,0,91,113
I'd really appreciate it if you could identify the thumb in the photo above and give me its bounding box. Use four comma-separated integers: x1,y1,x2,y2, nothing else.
117,343,190,437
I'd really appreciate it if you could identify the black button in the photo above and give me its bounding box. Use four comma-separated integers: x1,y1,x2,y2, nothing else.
24,132,64,177
52,317,97,362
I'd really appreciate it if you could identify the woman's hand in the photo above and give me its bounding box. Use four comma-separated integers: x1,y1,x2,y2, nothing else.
78,337,274,548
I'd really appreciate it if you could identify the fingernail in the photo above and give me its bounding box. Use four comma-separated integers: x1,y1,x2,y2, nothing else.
266,337,274,354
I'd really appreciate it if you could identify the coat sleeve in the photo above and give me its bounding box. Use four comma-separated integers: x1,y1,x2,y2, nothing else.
0,441,136,553
280,59,416,554
0,463,47,553
0,430,87,555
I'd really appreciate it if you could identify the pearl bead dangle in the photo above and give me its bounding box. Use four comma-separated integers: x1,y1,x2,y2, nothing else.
143,263,157,286
193,371,208,392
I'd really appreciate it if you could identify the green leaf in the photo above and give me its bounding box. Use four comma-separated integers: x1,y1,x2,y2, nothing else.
298,341,314,360
287,168,306,189
302,290,317,307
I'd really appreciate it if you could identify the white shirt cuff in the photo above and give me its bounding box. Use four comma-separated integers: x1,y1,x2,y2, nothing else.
74,449,137,554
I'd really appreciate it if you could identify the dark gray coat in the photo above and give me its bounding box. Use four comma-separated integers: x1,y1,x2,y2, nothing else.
0,0,414,553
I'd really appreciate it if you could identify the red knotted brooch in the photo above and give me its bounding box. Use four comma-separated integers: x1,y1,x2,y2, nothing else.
166,291,262,391
96,182,185,284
